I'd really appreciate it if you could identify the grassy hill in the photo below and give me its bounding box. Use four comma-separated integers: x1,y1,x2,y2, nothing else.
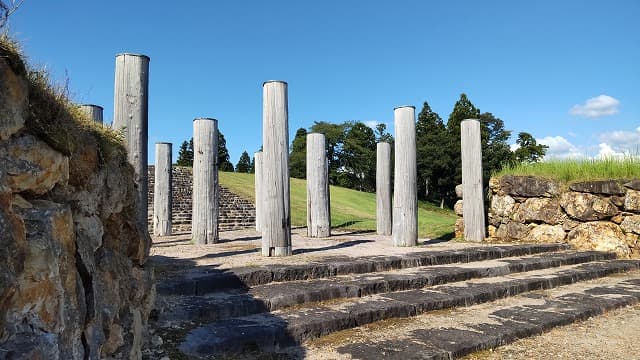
219,172,456,240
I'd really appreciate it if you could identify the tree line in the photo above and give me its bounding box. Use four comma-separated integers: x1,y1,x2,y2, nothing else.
175,93,547,208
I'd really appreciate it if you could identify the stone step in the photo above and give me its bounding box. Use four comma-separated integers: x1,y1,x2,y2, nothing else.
156,243,569,296
309,275,640,359
176,260,640,357
156,250,615,323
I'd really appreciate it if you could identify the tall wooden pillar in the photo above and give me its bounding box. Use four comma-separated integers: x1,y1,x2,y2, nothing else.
192,118,219,244
376,142,392,235
79,104,103,124
306,133,330,238
461,119,485,242
261,80,291,256
153,142,172,236
112,53,150,229
392,106,418,246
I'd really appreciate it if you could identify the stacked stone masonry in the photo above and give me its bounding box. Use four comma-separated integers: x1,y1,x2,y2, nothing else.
0,54,153,359
147,166,256,233
459,176,640,258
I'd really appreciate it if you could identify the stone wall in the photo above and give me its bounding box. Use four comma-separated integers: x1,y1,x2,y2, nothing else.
0,47,153,359
147,166,256,233
485,175,640,258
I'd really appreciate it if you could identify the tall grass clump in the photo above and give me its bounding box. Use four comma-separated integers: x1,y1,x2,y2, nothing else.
496,156,640,183
0,34,126,163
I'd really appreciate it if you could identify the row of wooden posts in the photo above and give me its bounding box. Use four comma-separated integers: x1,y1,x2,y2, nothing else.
81,53,486,257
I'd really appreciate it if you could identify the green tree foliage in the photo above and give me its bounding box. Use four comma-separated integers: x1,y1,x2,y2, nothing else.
416,101,450,205
217,131,234,172
446,93,480,198
235,150,251,173
176,139,193,166
289,128,307,179
310,121,346,184
340,122,377,191
513,132,548,163
479,112,512,183
375,123,394,143
249,155,255,173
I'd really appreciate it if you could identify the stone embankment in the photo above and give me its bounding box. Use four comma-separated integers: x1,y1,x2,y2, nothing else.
456,176,640,258
0,46,153,359
147,166,256,234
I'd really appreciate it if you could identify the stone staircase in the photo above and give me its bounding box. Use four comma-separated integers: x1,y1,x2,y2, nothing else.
150,244,640,358
147,166,255,233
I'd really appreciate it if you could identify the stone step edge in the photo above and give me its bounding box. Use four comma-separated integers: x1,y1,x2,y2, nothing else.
157,243,570,295
177,260,640,357
331,277,640,360
156,251,616,324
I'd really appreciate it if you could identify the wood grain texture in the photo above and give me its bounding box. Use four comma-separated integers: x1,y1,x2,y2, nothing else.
306,133,331,238
192,118,219,244
153,142,172,236
112,53,150,229
461,119,486,242
79,104,103,124
254,151,263,232
392,106,418,246
261,81,291,256
376,142,392,235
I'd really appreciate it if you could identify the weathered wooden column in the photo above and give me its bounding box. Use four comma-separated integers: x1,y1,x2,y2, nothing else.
392,106,418,246
112,53,150,229
153,142,172,236
192,118,219,244
376,142,392,235
306,133,330,238
79,104,103,124
254,151,263,232
261,80,291,256
461,119,485,242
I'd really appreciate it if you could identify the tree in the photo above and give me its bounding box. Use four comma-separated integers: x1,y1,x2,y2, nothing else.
416,101,450,206
340,121,377,191
235,150,251,173
176,139,193,166
513,132,548,163
479,112,512,184
446,93,480,202
249,155,255,174
218,131,234,172
289,128,307,179
375,123,394,143
310,121,346,185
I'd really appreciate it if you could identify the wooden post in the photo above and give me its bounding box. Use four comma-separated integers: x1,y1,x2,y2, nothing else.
376,142,392,235
112,53,150,229
461,119,485,242
392,106,418,246
154,142,172,236
192,118,219,244
254,151,263,232
261,80,291,256
306,133,330,238
79,104,103,124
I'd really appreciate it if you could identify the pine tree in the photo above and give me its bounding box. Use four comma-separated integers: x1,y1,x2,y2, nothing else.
310,121,346,185
479,112,512,184
513,132,548,163
289,128,307,179
235,150,251,173
217,131,234,172
176,139,193,166
341,121,377,191
416,101,450,206
446,93,480,202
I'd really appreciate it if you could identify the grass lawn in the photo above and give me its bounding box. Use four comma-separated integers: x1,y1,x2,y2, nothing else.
219,172,456,240
495,156,640,183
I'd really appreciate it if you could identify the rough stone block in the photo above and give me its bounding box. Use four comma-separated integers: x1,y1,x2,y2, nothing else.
561,192,619,221
569,180,624,195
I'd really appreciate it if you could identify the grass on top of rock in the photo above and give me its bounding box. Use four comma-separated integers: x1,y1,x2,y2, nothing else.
495,156,640,183
0,34,127,164
219,171,456,240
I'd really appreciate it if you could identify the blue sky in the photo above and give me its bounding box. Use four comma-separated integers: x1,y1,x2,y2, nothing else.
9,0,639,164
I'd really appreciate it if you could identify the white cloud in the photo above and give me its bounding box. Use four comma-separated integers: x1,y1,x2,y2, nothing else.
598,127,640,153
569,95,620,118
510,143,520,152
597,143,626,159
537,135,584,159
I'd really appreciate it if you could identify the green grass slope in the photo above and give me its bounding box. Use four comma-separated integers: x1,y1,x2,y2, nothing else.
219,172,456,240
